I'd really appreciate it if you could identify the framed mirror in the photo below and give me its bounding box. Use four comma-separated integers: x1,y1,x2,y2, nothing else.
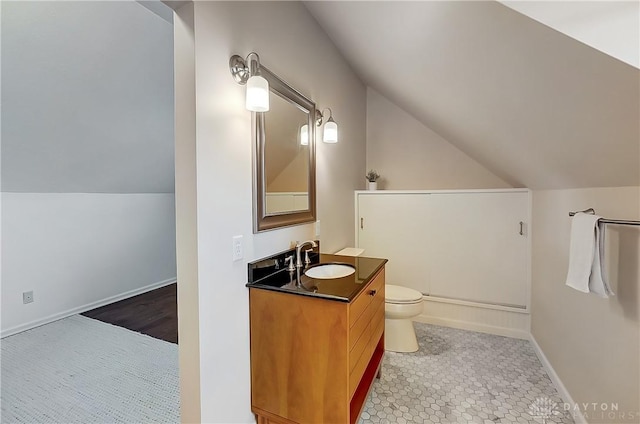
253,66,317,232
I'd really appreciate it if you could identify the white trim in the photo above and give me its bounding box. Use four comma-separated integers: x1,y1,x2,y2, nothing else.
424,295,529,314
414,315,530,340
524,189,533,322
1,278,177,338
355,188,531,195
354,190,360,247
529,334,587,424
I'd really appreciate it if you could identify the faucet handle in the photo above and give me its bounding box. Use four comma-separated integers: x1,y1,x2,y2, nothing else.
304,249,313,265
284,255,295,272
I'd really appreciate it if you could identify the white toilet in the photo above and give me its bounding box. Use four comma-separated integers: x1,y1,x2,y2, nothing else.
384,285,423,353
334,248,424,353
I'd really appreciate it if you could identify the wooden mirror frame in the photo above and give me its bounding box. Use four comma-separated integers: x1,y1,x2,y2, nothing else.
253,66,317,233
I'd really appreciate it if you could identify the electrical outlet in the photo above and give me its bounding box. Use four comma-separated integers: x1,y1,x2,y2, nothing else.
23,291,34,304
232,235,243,261
315,220,321,237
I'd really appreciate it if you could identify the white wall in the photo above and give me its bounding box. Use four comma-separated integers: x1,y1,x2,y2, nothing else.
1,193,177,336
366,88,511,190
1,1,176,336
174,1,367,421
531,187,639,421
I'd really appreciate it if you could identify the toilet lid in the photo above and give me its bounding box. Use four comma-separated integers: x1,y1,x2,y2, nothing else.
385,285,423,304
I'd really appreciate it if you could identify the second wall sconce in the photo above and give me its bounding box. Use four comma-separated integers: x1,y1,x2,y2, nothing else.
318,108,338,144
229,52,269,112
300,108,338,145
300,108,338,146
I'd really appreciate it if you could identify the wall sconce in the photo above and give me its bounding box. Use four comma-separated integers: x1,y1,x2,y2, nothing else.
300,108,338,145
229,52,269,112
317,108,338,143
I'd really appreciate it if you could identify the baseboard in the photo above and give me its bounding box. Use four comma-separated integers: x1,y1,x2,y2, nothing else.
1,278,177,339
414,315,530,340
529,334,587,424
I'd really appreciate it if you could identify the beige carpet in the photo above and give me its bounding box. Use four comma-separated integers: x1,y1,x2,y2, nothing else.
1,315,179,423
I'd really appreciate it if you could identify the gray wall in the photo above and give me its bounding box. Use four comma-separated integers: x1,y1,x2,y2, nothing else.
1,1,176,335
532,187,639,421
366,88,511,190
2,1,174,193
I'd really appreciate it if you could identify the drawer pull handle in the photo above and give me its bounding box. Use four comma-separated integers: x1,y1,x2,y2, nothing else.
369,289,377,296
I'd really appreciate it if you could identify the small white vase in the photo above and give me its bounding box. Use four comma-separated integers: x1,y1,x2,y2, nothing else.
367,181,378,191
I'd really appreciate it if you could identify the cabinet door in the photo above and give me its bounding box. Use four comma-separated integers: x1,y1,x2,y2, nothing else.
357,193,430,294
428,192,529,307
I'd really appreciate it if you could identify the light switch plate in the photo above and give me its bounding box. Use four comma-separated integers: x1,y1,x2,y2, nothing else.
232,235,243,261
315,220,321,237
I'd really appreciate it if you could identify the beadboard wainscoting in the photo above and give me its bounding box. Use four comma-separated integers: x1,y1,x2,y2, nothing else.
415,296,531,340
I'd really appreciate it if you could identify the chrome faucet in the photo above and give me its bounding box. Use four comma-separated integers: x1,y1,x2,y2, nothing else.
295,240,317,269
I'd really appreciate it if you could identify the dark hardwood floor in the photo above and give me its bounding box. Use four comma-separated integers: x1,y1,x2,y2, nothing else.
82,283,177,344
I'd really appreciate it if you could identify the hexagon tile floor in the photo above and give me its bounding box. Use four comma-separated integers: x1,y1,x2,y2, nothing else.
360,323,575,424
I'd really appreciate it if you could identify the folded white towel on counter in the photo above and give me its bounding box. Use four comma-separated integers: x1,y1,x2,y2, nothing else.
565,212,614,298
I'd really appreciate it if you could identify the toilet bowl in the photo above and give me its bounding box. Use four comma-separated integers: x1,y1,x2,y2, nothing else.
385,285,423,353
334,248,423,352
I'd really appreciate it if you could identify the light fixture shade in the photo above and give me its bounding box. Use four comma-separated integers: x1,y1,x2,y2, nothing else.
323,118,338,143
246,75,269,112
300,124,309,146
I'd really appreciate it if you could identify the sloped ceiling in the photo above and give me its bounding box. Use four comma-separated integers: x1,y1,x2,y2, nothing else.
305,1,640,189
1,1,174,193
500,1,639,69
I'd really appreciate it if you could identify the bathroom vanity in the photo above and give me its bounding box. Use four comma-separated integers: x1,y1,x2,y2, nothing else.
247,250,387,424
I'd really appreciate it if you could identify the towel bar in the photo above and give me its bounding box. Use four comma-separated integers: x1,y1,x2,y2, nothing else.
569,208,640,226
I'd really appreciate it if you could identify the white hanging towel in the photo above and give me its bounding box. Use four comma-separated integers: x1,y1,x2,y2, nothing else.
565,212,614,298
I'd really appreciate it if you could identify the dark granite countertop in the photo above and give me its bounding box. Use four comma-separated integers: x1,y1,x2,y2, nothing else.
246,253,387,302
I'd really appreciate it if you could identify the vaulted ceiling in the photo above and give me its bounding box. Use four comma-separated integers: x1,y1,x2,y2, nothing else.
4,1,638,193
305,1,640,189
500,1,639,69
1,1,174,193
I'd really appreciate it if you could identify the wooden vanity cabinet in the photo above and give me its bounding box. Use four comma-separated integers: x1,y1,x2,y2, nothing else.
249,267,386,424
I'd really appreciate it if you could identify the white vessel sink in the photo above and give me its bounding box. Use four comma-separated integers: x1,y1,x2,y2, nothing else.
304,263,355,279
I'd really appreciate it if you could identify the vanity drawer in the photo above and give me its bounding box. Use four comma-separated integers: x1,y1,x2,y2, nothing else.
349,288,372,330
349,295,385,372
349,301,385,397
350,276,382,348
350,300,373,352
370,301,385,349
369,278,384,316
349,268,385,328
349,320,370,373
348,271,386,396
349,336,371,398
